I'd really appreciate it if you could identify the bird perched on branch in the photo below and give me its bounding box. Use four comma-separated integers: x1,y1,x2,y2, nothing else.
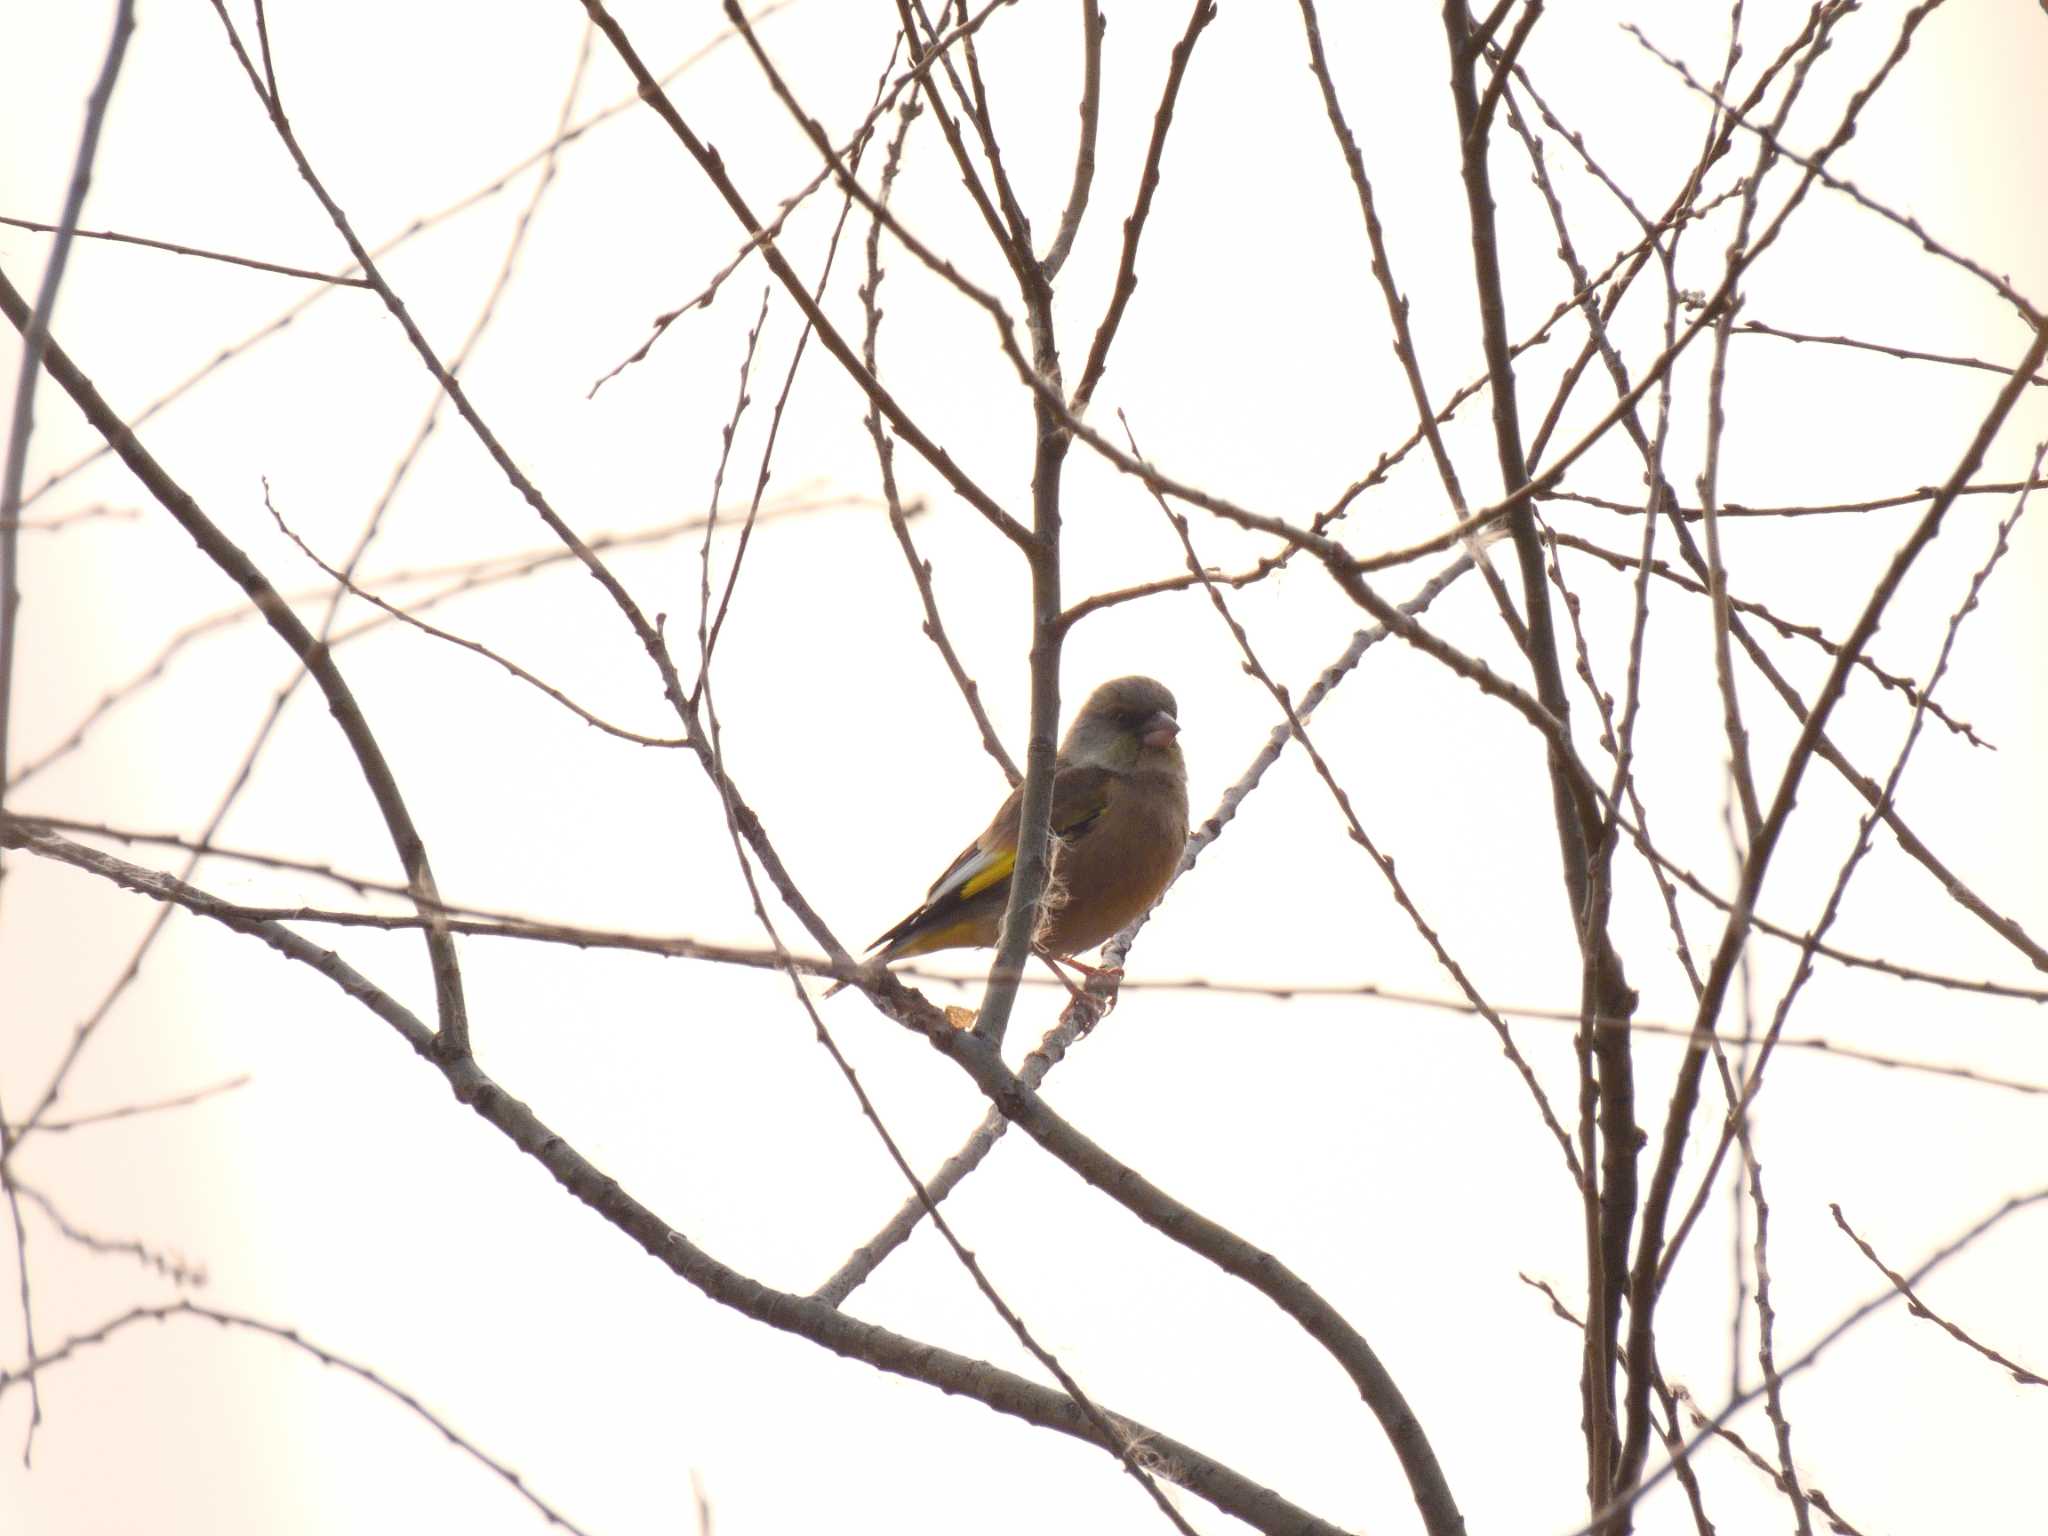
845,676,1188,992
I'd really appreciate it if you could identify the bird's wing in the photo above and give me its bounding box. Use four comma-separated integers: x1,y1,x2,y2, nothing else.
1047,764,1119,842
868,766,1118,953
925,764,1117,907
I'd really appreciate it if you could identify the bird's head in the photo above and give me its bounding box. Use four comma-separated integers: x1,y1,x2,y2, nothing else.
1060,675,1183,776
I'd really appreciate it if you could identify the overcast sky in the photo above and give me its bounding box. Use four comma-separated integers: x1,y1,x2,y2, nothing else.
4,2,2046,1533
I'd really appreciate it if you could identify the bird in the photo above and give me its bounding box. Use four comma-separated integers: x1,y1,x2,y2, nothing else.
843,676,1189,993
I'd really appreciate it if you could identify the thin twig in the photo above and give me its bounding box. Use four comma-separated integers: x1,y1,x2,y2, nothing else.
0,1302,598,1534
0,215,375,289
1736,317,2048,385
1068,0,1219,416
0,3,135,1461
859,97,1020,783
1740,1143,1813,1535
12,1186,207,1287
262,485,688,750
1831,1204,2047,1388
1039,0,1104,277
8,1076,251,1138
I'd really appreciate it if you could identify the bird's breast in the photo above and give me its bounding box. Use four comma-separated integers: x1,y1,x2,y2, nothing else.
1040,770,1188,955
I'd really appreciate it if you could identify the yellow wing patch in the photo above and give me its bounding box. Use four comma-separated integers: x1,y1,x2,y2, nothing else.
958,846,1016,901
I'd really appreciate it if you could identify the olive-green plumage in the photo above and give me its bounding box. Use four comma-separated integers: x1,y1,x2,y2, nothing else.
868,676,1189,966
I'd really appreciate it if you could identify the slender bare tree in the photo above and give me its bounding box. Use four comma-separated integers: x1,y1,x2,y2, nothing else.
4,3,2045,1532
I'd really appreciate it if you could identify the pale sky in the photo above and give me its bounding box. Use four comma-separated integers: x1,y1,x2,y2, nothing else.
4,2,2046,1533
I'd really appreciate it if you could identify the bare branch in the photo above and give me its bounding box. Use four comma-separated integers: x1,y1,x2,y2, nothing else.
1039,0,1105,277
1832,1205,2047,1389
1068,0,1218,416
0,258,474,1076
1624,313,2048,1504
0,215,374,288
5,818,1348,1536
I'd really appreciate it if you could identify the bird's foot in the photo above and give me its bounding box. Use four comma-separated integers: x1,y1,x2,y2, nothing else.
1037,951,1124,1033
1064,957,1123,988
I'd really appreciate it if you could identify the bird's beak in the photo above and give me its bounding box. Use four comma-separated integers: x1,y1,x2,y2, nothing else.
1140,710,1180,749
